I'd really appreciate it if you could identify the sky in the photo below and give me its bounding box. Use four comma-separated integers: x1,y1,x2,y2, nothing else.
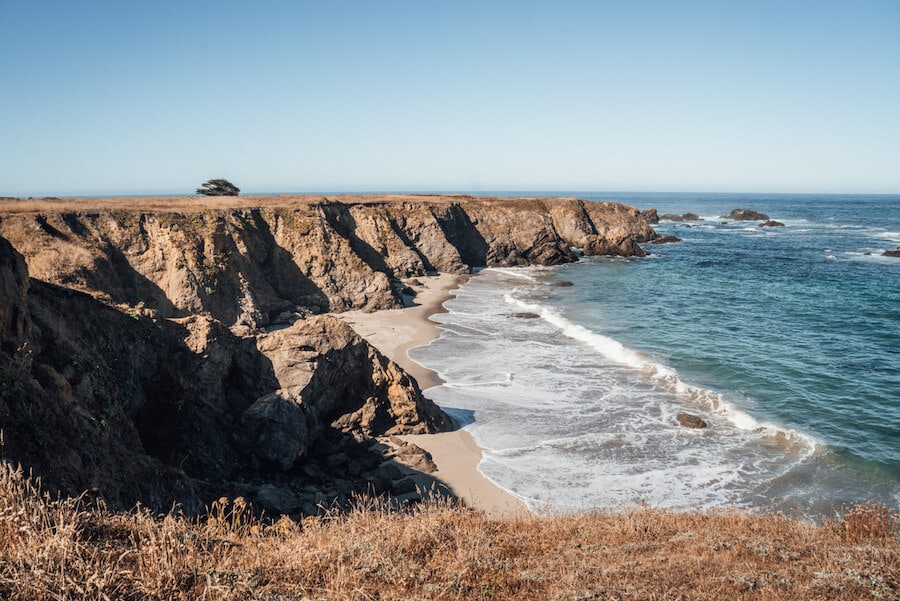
1,1,899,196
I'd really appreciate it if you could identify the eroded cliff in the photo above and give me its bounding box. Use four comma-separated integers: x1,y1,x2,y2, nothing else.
0,194,656,514
0,195,655,331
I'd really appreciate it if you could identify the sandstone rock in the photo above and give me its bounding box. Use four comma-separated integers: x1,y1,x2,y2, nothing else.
258,316,451,436
387,436,438,473
724,209,769,221
651,235,682,244
759,220,785,227
676,413,708,429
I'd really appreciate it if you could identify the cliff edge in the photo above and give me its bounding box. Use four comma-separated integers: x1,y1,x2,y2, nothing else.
0,195,656,514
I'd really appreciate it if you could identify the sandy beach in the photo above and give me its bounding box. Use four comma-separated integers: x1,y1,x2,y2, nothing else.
338,274,528,516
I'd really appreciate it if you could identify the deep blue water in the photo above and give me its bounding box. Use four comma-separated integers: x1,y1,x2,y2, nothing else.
411,193,900,516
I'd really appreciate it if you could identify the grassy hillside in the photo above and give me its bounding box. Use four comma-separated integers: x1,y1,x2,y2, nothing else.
1,462,897,600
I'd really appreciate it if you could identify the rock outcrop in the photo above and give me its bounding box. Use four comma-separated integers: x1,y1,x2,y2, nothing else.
641,208,659,224
882,248,900,257
0,235,450,514
724,209,769,221
0,195,658,515
759,220,785,227
0,196,656,332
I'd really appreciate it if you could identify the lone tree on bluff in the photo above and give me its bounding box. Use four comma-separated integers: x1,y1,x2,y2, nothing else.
196,179,240,196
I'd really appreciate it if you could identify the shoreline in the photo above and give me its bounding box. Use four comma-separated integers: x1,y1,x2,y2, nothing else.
337,273,528,516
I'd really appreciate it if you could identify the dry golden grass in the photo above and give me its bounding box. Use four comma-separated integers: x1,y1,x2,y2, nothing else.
0,461,897,600
0,194,569,215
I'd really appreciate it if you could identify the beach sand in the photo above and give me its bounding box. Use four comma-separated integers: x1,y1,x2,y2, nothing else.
338,274,528,516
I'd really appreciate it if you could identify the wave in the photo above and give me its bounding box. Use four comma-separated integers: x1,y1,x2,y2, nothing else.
503,292,817,456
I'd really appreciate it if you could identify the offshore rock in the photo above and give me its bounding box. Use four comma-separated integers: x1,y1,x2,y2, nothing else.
641,208,660,223
759,220,785,227
676,413,708,429
651,235,683,244
659,213,702,222
882,248,900,257
725,209,769,221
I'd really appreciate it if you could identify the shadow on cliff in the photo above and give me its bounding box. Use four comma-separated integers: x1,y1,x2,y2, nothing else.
431,203,490,269
320,201,394,276
5,276,455,517
99,243,182,316
245,209,331,314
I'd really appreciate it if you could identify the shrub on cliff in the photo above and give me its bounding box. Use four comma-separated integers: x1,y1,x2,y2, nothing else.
196,179,240,196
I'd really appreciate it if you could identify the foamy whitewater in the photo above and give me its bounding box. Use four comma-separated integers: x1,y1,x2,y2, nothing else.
410,193,900,517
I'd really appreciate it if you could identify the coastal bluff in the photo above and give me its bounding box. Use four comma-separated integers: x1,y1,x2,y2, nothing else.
0,194,656,514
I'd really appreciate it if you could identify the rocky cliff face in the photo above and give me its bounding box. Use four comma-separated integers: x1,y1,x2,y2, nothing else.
0,195,656,514
0,238,449,514
0,195,655,331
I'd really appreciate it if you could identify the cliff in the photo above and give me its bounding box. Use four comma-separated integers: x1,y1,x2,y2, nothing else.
0,195,655,331
0,195,656,514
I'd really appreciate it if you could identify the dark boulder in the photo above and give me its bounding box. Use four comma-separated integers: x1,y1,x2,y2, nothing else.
725,209,769,221
759,220,785,227
553,281,574,287
651,235,682,244
676,413,708,429
884,248,900,257
642,208,660,224
659,213,702,222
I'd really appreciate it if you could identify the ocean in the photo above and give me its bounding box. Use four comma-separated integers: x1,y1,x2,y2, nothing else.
409,192,900,517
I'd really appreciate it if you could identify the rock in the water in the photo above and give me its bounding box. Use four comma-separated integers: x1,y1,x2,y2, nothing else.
883,248,900,257
676,413,708,429
642,208,660,224
553,281,574,287
659,213,702,222
759,220,785,228
510,312,540,319
651,235,682,244
725,208,769,221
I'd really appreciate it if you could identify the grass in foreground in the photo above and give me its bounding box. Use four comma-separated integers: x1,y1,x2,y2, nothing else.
0,462,897,600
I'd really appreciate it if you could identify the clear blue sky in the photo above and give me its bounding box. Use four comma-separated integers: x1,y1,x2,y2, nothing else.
2,1,898,196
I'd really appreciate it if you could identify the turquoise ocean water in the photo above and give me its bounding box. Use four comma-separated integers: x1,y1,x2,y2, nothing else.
410,193,900,517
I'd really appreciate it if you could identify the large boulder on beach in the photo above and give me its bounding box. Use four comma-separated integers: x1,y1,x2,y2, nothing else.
725,209,769,221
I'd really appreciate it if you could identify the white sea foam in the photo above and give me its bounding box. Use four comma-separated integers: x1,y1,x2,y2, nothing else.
411,267,834,513
503,292,817,452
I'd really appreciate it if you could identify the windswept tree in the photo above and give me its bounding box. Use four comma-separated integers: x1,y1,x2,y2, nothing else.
196,179,240,196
